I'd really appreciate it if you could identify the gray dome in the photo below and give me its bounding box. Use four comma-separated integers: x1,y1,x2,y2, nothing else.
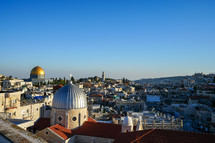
52,83,87,109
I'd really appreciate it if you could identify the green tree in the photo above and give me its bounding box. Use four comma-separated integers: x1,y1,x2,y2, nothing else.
9,75,12,80
71,77,75,84
122,77,125,83
93,76,98,82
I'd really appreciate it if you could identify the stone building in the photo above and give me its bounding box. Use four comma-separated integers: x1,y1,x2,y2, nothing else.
88,93,103,103
34,82,215,143
0,90,50,122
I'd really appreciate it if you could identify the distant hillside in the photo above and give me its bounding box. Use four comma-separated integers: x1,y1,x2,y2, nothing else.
135,75,192,85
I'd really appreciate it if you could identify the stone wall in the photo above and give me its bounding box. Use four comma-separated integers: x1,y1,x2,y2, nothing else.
36,128,65,143
51,108,88,130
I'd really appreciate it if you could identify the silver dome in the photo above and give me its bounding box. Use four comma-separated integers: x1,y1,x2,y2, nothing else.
52,83,87,109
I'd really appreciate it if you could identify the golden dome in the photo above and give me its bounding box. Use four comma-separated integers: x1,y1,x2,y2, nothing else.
30,66,45,75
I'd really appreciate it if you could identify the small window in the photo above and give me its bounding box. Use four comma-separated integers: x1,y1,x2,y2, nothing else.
84,115,86,119
46,131,49,135
72,117,77,121
37,108,38,111
13,112,16,116
58,115,63,122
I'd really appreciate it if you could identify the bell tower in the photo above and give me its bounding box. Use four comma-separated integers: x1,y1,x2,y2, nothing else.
102,71,105,82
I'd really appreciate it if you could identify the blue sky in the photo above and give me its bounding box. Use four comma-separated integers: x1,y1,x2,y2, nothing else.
0,0,215,80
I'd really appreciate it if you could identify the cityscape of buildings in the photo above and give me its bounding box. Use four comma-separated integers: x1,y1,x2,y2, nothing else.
1,0,215,142
0,66,215,142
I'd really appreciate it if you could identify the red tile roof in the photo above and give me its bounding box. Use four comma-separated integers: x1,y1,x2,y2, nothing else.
32,118,50,131
89,93,103,97
114,129,152,143
5,107,17,110
88,117,97,122
111,114,123,118
115,129,215,143
53,84,63,90
49,124,72,140
136,129,215,143
73,121,122,139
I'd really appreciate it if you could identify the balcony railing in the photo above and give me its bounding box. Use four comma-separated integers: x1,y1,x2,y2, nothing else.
5,104,17,110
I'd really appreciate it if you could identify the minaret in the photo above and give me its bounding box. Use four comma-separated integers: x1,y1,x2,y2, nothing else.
136,116,143,131
102,71,105,82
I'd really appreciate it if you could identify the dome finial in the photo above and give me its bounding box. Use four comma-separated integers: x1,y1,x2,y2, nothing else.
69,73,73,84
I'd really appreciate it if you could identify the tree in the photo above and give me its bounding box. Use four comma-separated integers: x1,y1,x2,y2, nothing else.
71,76,75,84
122,77,125,83
9,75,12,80
93,76,98,82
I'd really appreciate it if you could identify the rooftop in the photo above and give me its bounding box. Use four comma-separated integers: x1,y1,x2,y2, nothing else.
49,124,72,140
114,129,215,143
73,121,122,139
0,117,46,143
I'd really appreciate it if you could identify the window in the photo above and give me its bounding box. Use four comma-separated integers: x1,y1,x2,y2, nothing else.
72,117,77,121
57,115,63,122
84,115,86,119
46,131,49,135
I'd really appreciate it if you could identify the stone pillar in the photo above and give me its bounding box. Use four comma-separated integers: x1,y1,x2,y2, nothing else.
171,117,174,127
181,120,183,128
153,120,155,128
144,119,146,129
162,120,164,129
53,110,56,126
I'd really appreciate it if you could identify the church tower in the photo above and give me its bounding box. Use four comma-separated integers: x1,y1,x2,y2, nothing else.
102,71,105,82
51,82,88,130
